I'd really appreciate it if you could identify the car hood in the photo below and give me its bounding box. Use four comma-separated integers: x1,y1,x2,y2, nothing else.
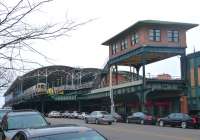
25,126,92,138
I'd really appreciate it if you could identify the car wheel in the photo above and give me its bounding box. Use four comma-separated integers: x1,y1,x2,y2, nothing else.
126,119,129,123
108,122,112,125
159,121,164,127
181,122,187,129
140,120,144,125
95,119,99,124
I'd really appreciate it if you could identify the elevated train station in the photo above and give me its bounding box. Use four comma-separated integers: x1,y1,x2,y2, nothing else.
4,20,200,117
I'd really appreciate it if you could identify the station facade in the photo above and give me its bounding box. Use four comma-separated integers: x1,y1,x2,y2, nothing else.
3,20,200,117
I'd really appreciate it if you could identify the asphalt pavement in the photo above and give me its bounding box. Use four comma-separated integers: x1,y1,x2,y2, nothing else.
47,118,200,140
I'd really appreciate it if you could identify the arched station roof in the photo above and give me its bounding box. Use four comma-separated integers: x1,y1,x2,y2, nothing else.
4,65,102,96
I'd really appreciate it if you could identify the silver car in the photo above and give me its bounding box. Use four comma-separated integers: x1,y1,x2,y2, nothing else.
0,110,49,140
85,111,114,125
2,125,107,140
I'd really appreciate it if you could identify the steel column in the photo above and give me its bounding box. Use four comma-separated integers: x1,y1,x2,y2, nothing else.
109,66,115,114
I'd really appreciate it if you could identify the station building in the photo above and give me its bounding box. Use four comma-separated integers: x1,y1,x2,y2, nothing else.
3,20,200,117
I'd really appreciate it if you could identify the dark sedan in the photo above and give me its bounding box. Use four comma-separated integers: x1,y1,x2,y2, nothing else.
126,112,156,125
8,125,107,140
158,113,199,129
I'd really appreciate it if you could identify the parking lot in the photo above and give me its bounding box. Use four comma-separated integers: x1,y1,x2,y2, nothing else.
47,118,200,140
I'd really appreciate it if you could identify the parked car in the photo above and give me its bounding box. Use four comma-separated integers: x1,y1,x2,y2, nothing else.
0,108,12,122
62,111,70,118
0,110,50,140
111,112,123,122
192,115,200,128
70,111,79,119
80,112,89,119
85,111,114,125
2,125,107,140
77,112,89,119
126,112,155,125
158,113,199,129
48,111,61,118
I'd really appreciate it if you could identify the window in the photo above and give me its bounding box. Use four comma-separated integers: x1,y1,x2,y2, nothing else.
131,33,139,45
111,43,118,55
175,113,183,119
121,39,128,50
7,114,48,130
168,113,176,119
168,30,179,42
149,29,160,41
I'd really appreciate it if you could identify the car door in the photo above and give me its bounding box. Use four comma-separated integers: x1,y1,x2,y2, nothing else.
132,113,139,123
168,113,177,126
136,112,145,123
174,113,184,125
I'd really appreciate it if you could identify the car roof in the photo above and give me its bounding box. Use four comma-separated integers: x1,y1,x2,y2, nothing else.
7,111,41,117
24,125,93,138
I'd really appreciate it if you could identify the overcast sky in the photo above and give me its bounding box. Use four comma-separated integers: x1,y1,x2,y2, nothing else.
1,0,200,107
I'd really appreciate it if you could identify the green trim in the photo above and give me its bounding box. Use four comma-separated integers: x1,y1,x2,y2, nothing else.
108,46,185,66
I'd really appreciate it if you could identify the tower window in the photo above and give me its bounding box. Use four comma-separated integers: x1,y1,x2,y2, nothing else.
121,39,128,50
168,30,179,42
149,29,160,41
111,44,118,55
131,33,139,45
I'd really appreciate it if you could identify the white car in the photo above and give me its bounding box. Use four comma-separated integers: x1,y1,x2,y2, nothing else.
80,112,89,119
62,111,70,118
70,111,79,119
48,111,61,118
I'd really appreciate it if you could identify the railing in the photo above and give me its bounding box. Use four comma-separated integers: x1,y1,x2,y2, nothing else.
91,80,143,94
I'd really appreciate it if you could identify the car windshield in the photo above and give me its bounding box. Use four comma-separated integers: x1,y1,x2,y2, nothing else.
30,130,106,140
7,114,48,130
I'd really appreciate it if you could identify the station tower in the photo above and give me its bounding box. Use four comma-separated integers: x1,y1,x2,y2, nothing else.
102,20,198,113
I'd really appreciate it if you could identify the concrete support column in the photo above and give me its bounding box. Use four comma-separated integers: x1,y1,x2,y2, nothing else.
180,96,188,113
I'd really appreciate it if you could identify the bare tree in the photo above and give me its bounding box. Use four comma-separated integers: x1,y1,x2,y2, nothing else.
0,0,91,90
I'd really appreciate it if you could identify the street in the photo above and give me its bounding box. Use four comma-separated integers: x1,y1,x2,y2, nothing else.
47,118,200,140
